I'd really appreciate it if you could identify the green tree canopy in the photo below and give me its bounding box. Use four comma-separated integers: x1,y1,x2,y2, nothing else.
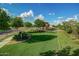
0,8,11,30
34,19,45,27
24,22,32,27
12,17,24,28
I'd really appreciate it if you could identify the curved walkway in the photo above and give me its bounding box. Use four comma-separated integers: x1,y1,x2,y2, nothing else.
0,36,13,48
0,30,19,48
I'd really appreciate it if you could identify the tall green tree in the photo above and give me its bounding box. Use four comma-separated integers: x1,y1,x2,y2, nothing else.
62,21,72,33
24,22,32,27
0,8,10,30
57,19,79,39
34,19,45,27
12,17,24,29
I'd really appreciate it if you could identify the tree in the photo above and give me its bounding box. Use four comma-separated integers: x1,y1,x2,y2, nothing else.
62,21,72,33
24,22,32,27
12,17,24,29
34,19,45,27
76,22,79,34
0,8,11,30
57,19,79,35
65,20,79,38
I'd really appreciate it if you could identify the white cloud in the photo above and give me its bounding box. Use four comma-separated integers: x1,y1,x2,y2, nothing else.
65,15,78,21
48,13,55,15
56,14,79,25
49,13,52,15
74,15,78,20
35,14,44,20
65,14,79,21
67,18,74,20
58,16,63,19
20,10,34,18
53,20,63,25
65,18,73,21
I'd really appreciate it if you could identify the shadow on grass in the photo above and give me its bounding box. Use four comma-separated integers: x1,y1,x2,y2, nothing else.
26,35,57,43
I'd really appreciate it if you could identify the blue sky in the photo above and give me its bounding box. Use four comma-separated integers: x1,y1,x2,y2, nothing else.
0,3,79,24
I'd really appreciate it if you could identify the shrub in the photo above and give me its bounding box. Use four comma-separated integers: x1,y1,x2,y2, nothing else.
64,25,72,33
40,46,72,56
13,31,31,41
72,49,79,56
57,46,71,56
40,50,56,56
36,29,45,32
47,27,56,31
28,29,45,33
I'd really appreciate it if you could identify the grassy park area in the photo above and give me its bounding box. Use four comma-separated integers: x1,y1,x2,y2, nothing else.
1,4,79,56
0,30,79,56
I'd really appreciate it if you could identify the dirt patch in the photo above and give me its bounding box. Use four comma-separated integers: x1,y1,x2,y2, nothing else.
6,40,22,45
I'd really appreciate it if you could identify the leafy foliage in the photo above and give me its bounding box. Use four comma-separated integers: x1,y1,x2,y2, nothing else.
57,19,79,39
57,46,71,56
40,46,71,56
12,17,24,28
28,29,45,33
63,22,72,33
72,49,79,56
0,8,11,30
57,22,72,33
13,31,31,41
34,19,45,27
24,22,32,27
40,50,56,56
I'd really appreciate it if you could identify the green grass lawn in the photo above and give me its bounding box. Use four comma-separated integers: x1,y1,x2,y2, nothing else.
0,31,79,56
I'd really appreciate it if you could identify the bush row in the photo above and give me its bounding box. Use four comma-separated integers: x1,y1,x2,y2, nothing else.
40,46,79,56
28,29,45,33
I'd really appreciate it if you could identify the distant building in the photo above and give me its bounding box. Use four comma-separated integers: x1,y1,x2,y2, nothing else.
44,22,50,30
